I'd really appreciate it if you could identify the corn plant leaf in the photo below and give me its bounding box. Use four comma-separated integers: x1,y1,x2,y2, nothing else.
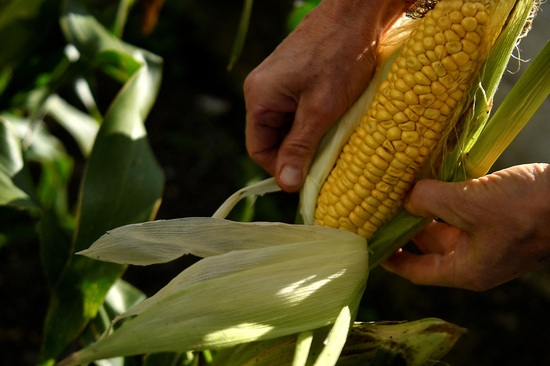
43,94,99,157
465,39,550,177
59,234,368,366
79,217,358,265
38,7,164,365
227,0,253,71
0,117,38,209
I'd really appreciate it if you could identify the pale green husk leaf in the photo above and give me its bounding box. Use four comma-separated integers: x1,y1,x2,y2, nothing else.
59,223,368,366
79,217,363,265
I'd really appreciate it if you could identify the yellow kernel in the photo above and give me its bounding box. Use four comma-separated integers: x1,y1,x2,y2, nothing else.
476,10,488,25
461,2,477,17
449,10,464,24
371,189,388,201
394,152,413,166
378,203,393,215
402,130,420,144
461,39,477,54
364,196,381,210
346,189,362,205
444,29,460,43
340,193,356,211
434,32,446,46
353,183,369,199
445,41,462,54
403,73,416,88
431,61,447,77
450,89,464,101
465,31,481,45
418,54,430,66
452,51,470,67
386,165,405,178
375,109,393,121
372,131,386,144
412,42,426,55
414,71,431,86
426,50,438,63
431,81,447,95
437,16,451,30
367,214,384,228
335,201,350,217
409,104,425,116
344,168,359,184
453,23,467,38
348,212,365,228
406,56,422,71
360,221,378,235
364,167,383,183
390,88,404,101
434,44,447,59
399,121,416,131
424,25,437,37
377,145,395,162
413,84,431,95
394,111,408,123
439,74,456,89
404,89,419,105
404,145,420,159
419,93,436,108
423,36,436,50
394,79,411,93
375,181,393,194
421,66,437,82
353,204,370,220
338,217,356,231
322,215,339,228
358,175,376,190
418,116,436,128
392,140,407,152
370,154,389,170
403,107,419,122
442,56,459,71
424,108,441,120
366,162,384,177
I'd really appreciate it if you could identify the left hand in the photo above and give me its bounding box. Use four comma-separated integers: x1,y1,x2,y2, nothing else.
382,163,550,291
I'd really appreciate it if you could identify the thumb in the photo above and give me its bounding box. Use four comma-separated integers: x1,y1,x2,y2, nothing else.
404,179,471,230
275,102,334,192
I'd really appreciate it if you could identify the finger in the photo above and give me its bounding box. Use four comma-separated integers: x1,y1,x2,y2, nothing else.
404,179,473,231
245,107,294,177
382,250,458,287
412,220,462,255
274,95,340,191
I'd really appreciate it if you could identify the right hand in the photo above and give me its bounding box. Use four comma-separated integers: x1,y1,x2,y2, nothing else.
244,0,409,192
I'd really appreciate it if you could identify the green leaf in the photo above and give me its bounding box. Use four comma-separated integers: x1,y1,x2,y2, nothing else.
43,94,99,157
38,10,164,364
227,0,253,71
0,117,37,209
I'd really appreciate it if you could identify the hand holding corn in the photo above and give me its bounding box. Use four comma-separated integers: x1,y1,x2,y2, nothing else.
383,163,550,291
244,0,410,192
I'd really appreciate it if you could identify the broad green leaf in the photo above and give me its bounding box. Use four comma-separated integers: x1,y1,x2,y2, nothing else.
58,236,368,366
0,117,37,209
43,94,99,157
38,9,164,364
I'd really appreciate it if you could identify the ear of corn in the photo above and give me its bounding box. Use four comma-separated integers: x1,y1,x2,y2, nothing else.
313,0,517,239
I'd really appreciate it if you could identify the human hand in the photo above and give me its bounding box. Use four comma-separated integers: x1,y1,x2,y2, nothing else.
382,163,550,291
244,0,409,192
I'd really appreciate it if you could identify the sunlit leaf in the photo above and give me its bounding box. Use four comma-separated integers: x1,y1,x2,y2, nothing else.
59,235,368,366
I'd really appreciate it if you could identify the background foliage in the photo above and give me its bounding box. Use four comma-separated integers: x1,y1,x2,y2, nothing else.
0,0,548,365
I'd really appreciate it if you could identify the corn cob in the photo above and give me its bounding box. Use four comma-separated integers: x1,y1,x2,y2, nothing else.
315,0,497,239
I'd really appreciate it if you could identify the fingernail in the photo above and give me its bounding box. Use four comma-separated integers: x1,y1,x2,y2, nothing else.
280,165,302,188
